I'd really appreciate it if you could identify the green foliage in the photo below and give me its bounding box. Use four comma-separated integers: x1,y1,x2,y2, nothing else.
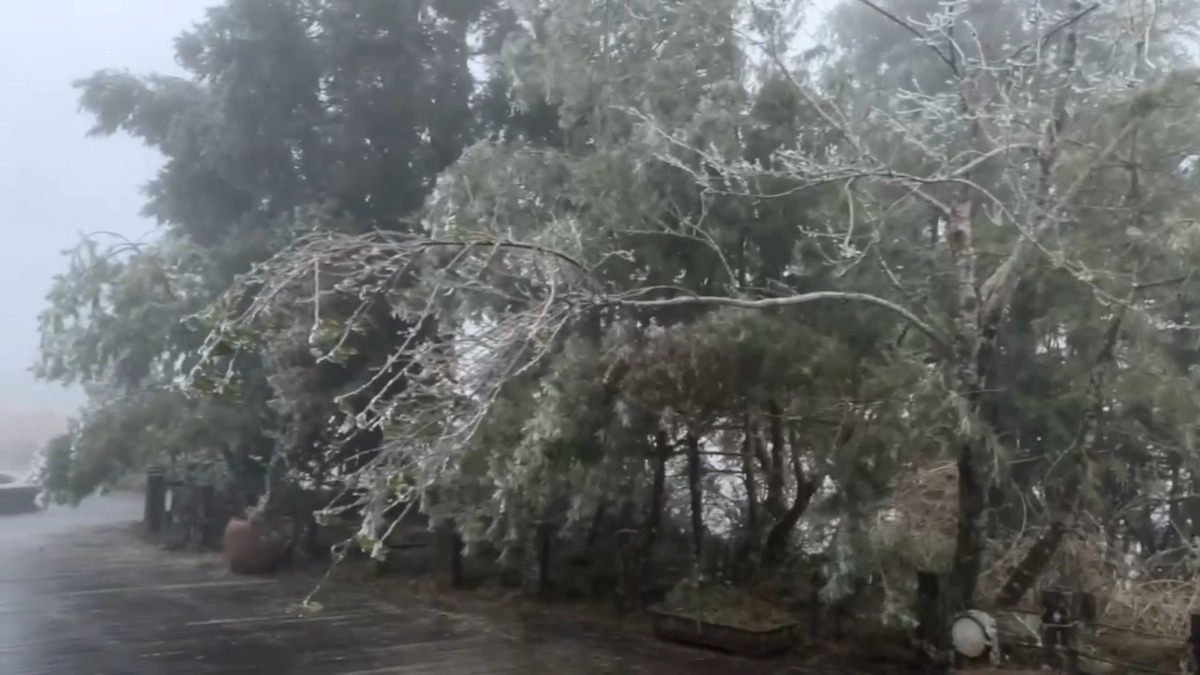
37,237,206,389
37,389,260,505
41,0,1200,604
37,0,525,503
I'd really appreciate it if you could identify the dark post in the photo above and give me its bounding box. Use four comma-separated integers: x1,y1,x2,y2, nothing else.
449,530,464,589
614,527,638,613
535,521,553,600
1040,589,1079,675
144,467,166,535
1077,591,1097,624
809,567,822,641
916,571,951,674
831,597,845,643
431,523,465,589
1189,611,1200,675
198,484,216,548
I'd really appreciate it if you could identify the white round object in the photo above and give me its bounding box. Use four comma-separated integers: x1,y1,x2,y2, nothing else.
951,610,998,661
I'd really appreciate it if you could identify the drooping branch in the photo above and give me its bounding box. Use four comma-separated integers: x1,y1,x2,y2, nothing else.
199,231,949,373
187,226,952,555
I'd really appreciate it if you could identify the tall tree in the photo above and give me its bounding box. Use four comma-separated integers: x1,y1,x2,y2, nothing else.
191,0,936,581
36,0,523,503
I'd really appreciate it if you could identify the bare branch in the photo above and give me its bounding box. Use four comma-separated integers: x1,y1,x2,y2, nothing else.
979,118,1139,320
854,0,959,77
1005,2,1101,64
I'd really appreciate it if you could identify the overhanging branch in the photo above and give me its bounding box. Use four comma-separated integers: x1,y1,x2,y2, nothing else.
608,291,947,351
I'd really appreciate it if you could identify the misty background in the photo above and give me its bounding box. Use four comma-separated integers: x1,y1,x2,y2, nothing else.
0,1,211,466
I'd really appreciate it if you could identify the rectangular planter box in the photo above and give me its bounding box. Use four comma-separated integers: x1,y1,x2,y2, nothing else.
647,606,800,657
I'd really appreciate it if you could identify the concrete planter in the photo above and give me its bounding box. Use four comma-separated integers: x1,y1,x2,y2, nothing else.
0,484,41,515
647,606,800,657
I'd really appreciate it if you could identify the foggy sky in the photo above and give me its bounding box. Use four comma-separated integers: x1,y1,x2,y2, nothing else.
0,1,212,411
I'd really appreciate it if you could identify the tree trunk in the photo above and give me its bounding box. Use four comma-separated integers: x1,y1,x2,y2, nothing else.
761,491,816,567
995,304,1125,607
945,195,988,609
994,392,1106,606
636,431,670,582
586,502,608,548
1137,504,1158,556
738,414,761,562
763,401,787,522
948,3,1096,608
1188,474,1200,542
994,519,1069,607
259,449,289,518
762,423,819,567
952,437,990,608
1168,454,1183,549
993,12,1133,600
762,480,817,567
686,432,704,566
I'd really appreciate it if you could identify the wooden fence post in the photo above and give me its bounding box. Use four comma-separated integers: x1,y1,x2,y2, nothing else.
439,523,460,586
614,528,638,612
1076,591,1096,624
916,570,952,674
535,521,553,600
449,530,464,589
1040,589,1079,675
809,567,822,642
144,467,166,535
432,525,465,589
1189,611,1200,675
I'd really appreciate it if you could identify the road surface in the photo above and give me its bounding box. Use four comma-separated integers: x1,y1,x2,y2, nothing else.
0,494,816,674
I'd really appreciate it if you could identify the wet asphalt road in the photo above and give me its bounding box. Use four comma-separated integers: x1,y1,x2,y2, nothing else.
0,492,135,667
0,494,149,674
0,494,791,675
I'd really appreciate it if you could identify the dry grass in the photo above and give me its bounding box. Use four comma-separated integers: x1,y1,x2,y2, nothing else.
662,579,797,630
871,461,960,571
872,460,1200,657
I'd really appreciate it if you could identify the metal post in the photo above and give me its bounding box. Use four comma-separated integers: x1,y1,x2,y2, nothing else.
198,484,216,548
144,467,166,535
